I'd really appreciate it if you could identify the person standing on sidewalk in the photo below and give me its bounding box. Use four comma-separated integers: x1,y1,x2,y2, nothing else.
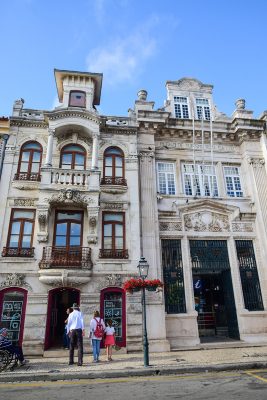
104,319,116,361
89,310,105,362
0,328,27,366
66,303,84,366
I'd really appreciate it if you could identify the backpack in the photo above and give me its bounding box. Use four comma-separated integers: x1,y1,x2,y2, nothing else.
94,318,104,339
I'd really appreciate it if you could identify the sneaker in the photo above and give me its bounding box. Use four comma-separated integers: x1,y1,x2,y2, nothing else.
20,360,28,366
69,362,74,365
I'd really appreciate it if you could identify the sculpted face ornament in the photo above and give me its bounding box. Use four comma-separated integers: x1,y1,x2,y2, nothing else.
65,189,73,200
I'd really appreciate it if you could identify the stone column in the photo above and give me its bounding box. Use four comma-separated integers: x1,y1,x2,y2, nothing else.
91,133,99,169
45,129,55,167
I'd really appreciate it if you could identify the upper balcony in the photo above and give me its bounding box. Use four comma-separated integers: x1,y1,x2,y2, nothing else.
100,176,128,194
39,246,92,269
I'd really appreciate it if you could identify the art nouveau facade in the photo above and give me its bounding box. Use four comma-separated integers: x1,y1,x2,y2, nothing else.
0,70,267,355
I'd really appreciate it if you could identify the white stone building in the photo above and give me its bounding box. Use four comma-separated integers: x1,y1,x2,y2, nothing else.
0,70,267,355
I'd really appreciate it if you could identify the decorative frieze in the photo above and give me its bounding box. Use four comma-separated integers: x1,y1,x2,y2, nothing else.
139,151,154,161
157,141,239,154
159,221,182,232
14,198,35,207
97,274,124,290
47,189,95,207
0,273,32,290
101,202,124,210
184,212,230,232
247,157,265,167
232,222,254,232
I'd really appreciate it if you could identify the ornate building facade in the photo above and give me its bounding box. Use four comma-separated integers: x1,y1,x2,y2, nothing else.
0,70,267,354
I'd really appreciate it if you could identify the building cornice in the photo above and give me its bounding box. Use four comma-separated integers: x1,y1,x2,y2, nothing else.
44,108,101,125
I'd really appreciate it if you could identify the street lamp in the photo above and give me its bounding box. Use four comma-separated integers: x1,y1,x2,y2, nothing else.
137,256,149,367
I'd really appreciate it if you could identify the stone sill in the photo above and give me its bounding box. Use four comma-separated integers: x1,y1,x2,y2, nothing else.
96,259,130,264
0,257,36,263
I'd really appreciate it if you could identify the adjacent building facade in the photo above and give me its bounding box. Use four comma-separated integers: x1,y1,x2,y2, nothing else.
0,70,267,355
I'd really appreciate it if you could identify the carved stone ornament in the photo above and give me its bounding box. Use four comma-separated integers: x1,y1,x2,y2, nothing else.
139,151,154,161
47,189,94,207
39,269,92,287
159,221,182,232
0,273,32,290
38,211,48,232
14,199,35,207
97,274,123,290
247,157,265,167
12,180,40,190
101,203,124,210
184,212,230,232
232,222,253,232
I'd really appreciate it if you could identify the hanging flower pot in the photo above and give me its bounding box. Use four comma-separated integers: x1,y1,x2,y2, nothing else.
123,278,145,294
145,279,164,292
146,286,157,292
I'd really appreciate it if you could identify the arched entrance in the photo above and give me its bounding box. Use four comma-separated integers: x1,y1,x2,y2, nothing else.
44,287,80,350
0,287,27,346
100,287,126,347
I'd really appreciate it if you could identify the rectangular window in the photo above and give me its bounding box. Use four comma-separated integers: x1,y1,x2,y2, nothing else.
235,240,264,311
100,212,128,259
157,162,176,195
174,96,189,119
196,98,210,121
3,209,35,257
182,163,218,197
223,166,243,197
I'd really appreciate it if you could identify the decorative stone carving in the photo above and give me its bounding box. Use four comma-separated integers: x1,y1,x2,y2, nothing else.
97,274,124,290
232,222,254,232
247,157,265,168
47,189,94,207
0,273,32,290
101,203,124,210
38,269,92,287
87,206,100,244
12,180,40,190
184,212,230,232
14,199,35,207
157,141,239,154
36,207,50,242
159,222,182,232
106,119,128,126
139,151,154,161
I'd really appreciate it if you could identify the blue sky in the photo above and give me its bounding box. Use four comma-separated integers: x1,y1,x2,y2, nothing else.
1,0,267,118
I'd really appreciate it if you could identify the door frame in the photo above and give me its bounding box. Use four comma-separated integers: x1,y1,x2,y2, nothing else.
100,287,126,347
0,287,28,346
44,287,80,350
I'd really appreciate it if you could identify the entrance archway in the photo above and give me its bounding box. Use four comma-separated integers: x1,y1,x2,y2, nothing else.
44,287,80,350
190,240,239,340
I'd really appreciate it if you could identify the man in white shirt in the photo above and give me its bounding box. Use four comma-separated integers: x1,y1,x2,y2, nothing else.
66,303,84,366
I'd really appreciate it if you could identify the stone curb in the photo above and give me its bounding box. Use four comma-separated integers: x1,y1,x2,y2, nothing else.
1,361,267,383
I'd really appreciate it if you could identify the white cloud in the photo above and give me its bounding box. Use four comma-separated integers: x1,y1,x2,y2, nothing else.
86,18,159,85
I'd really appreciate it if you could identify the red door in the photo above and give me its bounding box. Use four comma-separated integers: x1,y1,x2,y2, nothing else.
0,287,27,346
100,287,126,347
44,287,80,350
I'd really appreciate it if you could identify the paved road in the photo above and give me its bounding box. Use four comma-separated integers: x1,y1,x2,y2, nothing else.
1,370,267,400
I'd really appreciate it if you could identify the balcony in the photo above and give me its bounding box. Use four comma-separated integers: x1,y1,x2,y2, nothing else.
99,249,129,259
51,168,89,187
100,177,128,194
14,172,41,181
2,247,35,257
39,246,92,269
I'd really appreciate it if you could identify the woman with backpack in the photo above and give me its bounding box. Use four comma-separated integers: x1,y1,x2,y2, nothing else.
89,310,105,362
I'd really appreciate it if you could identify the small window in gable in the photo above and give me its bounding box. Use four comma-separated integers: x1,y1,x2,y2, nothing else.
69,91,86,108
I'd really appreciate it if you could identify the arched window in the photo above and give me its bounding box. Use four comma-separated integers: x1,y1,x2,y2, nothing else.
60,144,86,170
69,91,86,108
15,141,42,181
102,147,126,185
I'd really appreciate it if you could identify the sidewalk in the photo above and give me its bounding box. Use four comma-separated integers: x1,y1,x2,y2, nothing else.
1,342,267,383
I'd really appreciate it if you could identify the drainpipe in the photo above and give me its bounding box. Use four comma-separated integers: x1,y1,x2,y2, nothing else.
0,134,9,180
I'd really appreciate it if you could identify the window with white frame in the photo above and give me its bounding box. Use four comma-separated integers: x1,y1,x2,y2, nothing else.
195,98,210,121
157,162,176,195
223,166,243,197
182,163,218,197
174,96,189,119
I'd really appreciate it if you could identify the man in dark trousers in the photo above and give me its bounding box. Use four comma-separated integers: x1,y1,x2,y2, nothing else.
0,328,26,365
66,303,84,366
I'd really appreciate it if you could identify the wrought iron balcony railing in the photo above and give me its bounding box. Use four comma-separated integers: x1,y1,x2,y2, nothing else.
39,246,92,269
99,249,129,259
100,177,127,186
14,172,41,181
2,247,35,257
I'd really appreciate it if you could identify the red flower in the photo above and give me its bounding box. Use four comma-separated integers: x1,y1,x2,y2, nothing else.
123,278,164,294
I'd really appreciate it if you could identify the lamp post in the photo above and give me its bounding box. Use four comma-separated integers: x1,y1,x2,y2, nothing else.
137,256,149,367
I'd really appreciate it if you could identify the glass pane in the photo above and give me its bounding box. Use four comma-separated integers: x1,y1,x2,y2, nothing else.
106,147,122,156
23,142,41,150
55,236,67,246
115,167,123,177
13,211,34,219
69,236,81,246
75,154,85,166
105,167,112,176
31,163,39,173
103,237,112,249
70,223,81,236
115,224,123,236
56,223,67,235
21,152,30,162
104,214,123,222
1,291,24,344
20,162,29,172
23,222,33,235
10,235,19,247
62,154,72,165
32,152,41,162
115,237,123,248
22,236,31,248
63,145,85,152
11,221,21,234
104,224,112,236
116,157,122,167
57,212,82,221
105,157,112,167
